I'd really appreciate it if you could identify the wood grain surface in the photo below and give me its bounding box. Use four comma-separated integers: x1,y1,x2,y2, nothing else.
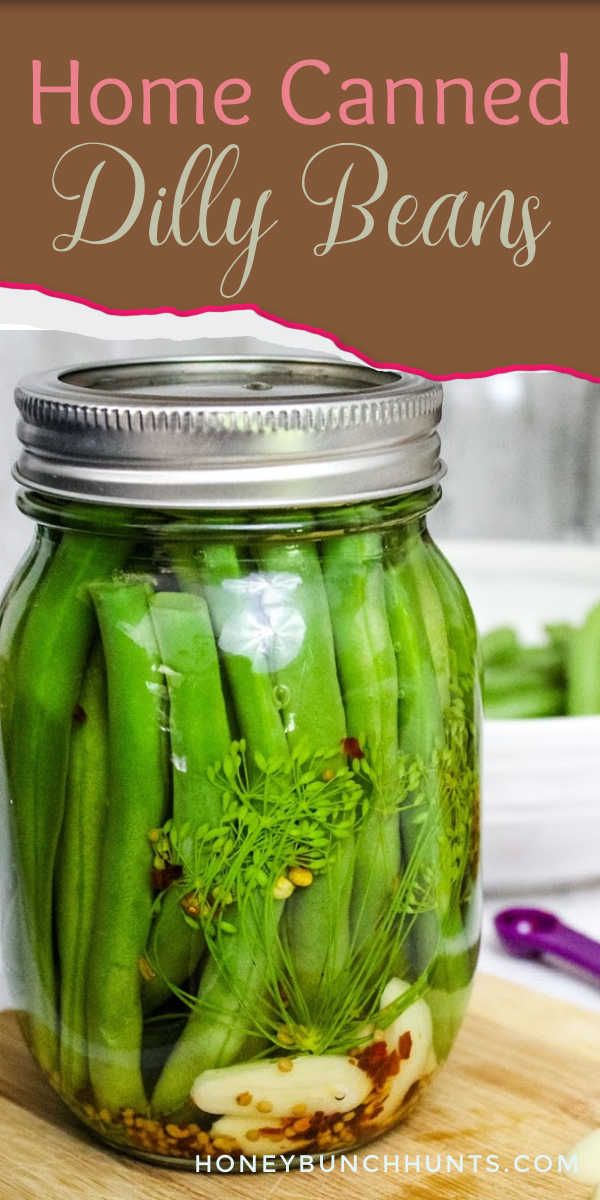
0,974,598,1199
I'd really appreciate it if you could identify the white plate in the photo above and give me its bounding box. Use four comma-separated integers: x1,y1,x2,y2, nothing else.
441,540,600,893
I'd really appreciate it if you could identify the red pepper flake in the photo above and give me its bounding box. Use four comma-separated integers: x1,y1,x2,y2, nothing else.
357,1039,388,1079
341,736,364,760
151,864,182,891
357,1040,403,1090
385,1049,401,1081
398,1030,413,1060
72,704,87,725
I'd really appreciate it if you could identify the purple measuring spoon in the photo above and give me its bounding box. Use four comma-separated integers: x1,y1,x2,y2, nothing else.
494,907,600,983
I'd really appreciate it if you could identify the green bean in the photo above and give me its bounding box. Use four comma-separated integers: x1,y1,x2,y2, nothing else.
151,593,230,822
0,532,56,740
87,579,168,1113
201,544,288,761
8,532,130,1075
142,887,202,1013
257,541,346,754
258,540,351,1012
568,602,600,714
423,538,479,718
419,541,480,1056
152,548,290,1117
384,539,445,976
152,898,283,1120
404,529,452,711
142,592,231,1011
389,532,472,1003
0,535,56,1051
321,531,400,958
420,539,479,840
288,845,355,1014
56,645,108,1097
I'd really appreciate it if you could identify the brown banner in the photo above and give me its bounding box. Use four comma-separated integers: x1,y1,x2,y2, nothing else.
0,1,597,374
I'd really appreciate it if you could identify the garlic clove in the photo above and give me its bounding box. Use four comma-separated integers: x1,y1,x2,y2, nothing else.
192,1053,371,1118
210,1114,313,1156
371,976,435,1125
379,976,408,1013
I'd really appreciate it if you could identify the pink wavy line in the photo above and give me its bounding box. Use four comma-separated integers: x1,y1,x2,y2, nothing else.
1,279,598,384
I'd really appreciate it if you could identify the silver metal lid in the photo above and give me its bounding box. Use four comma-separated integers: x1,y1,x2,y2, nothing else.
13,356,444,509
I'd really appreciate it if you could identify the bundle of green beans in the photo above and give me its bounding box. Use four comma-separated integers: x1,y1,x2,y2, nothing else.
482,603,600,719
0,509,479,1133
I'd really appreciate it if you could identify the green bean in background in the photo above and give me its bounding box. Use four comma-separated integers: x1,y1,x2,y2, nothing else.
484,659,564,698
485,687,565,719
87,579,168,1114
258,539,351,1015
545,622,575,661
484,656,565,717
481,620,574,719
481,621,566,719
7,531,131,1076
142,591,231,1012
56,644,109,1097
479,625,520,667
483,640,564,679
320,530,401,960
568,601,600,715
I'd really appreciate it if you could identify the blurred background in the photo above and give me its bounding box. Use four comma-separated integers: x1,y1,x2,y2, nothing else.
1,330,599,583
433,371,600,544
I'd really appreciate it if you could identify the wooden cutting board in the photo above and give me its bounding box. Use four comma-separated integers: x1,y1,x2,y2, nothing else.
0,974,598,1199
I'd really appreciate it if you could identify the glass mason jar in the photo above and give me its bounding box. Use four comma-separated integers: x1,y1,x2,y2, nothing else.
0,357,480,1168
